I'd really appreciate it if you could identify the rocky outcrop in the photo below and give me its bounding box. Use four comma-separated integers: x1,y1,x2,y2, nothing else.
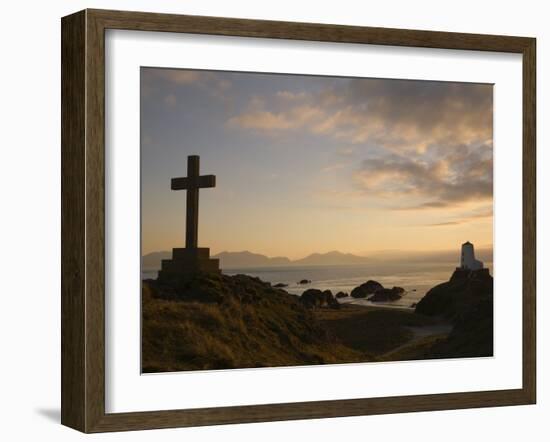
367,286,405,302
335,291,349,299
415,269,493,319
415,268,494,358
450,267,490,283
300,289,340,309
298,279,312,285
273,283,288,288
350,280,384,298
427,295,493,358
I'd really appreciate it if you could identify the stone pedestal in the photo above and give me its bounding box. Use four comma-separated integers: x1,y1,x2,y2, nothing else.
157,247,220,283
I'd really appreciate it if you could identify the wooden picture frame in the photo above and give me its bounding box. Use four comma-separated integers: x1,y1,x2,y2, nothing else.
61,8,536,433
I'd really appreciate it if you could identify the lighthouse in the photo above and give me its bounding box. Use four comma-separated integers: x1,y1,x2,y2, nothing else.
460,241,484,270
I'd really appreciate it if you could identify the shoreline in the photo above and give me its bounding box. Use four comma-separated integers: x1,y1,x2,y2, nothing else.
142,264,448,307
142,268,492,372
337,296,416,311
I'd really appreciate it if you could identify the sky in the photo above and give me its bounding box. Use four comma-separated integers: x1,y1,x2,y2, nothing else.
141,68,493,260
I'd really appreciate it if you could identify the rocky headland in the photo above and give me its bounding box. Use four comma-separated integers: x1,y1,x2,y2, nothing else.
412,268,493,358
142,267,493,372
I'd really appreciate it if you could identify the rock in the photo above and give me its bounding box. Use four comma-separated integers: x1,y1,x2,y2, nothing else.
428,295,493,358
410,302,418,308
350,280,384,298
367,286,404,302
415,269,493,319
300,289,340,309
273,283,288,288
417,269,494,358
298,279,312,285
450,267,491,283
412,289,417,292
335,291,348,298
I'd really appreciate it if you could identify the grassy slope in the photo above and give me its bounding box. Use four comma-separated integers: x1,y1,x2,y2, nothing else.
142,271,490,373
142,274,365,373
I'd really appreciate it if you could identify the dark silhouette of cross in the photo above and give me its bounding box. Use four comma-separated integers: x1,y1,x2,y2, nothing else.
171,155,216,249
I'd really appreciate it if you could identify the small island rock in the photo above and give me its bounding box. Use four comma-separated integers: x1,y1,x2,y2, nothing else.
350,280,384,298
335,291,348,298
298,279,312,285
367,286,405,302
300,289,340,309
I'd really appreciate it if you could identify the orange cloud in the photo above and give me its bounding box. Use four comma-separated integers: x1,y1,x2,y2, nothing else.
155,69,202,84
353,143,493,209
227,111,294,130
227,78,492,156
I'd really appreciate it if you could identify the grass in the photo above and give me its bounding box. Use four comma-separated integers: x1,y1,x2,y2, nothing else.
141,272,481,373
142,275,366,373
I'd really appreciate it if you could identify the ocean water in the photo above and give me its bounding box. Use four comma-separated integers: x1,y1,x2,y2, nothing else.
141,261,491,309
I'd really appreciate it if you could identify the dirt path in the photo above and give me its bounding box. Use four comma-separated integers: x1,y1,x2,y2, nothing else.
380,323,453,360
407,323,453,339
315,304,451,358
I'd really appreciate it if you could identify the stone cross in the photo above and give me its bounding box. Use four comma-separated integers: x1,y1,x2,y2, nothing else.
171,155,216,249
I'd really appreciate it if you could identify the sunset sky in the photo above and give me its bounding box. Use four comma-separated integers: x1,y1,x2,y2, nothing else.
141,68,493,259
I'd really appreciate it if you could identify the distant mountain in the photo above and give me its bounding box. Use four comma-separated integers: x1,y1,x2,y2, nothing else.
213,251,291,269
293,251,370,266
142,247,493,271
142,249,370,270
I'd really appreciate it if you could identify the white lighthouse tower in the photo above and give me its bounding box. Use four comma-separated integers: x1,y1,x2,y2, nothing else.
460,241,484,270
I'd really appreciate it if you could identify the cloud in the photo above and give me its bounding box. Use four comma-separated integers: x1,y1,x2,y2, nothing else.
142,68,234,103
225,77,493,212
223,75,493,213
226,99,324,131
154,69,203,84
227,77,492,155
276,91,308,101
423,206,493,227
426,221,463,227
228,111,294,130
353,141,493,209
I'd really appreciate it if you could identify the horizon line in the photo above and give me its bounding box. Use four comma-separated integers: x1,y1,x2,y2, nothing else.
142,245,494,260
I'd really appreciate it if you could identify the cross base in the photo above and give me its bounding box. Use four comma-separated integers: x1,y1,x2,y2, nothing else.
157,247,220,284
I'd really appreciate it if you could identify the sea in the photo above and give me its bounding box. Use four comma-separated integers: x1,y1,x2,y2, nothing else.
141,261,493,310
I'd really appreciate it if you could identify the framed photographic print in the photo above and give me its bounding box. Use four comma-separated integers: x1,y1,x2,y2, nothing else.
61,9,536,433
